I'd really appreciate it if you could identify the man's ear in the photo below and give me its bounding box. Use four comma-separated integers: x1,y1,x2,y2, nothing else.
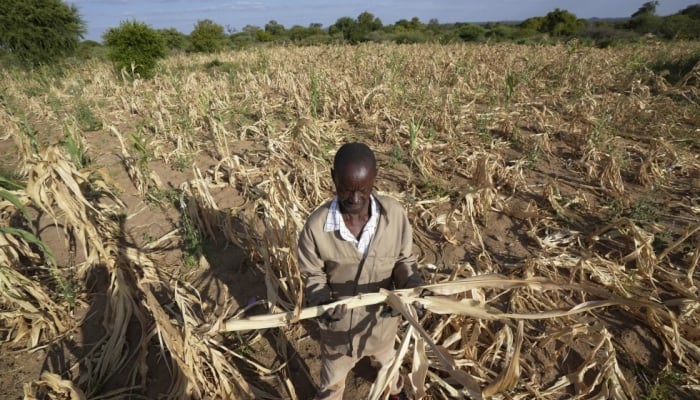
331,168,335,182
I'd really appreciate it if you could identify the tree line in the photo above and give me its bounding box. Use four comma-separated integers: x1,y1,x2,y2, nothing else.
1,0,698,74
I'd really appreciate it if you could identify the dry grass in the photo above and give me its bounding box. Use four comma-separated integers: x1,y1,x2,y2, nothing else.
0,41,699,399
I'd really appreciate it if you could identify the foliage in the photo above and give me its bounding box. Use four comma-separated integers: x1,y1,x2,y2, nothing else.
649,51,700,84
158,28,188,51
458,24,487,42
265,20,286,38
632,1,659,18
329,12,383,44
74,101,102,132
103,20,167,79
540,8,586,36
190,19,227,53
76,40,106,60
627,13,664,33
0,0,85,67
658,14,700,39
288,23,326,44
679,4,700,18
485,24,522,41
520,16,546,31
329,16,360,43
577,26,640,47
392,31,430,44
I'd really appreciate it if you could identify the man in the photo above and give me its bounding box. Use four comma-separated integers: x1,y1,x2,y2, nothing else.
298,142,422,400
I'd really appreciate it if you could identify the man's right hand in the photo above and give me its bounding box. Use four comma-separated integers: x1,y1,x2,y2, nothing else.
319,303,347,325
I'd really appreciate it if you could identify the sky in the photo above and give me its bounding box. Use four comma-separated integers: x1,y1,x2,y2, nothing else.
69,0,699,41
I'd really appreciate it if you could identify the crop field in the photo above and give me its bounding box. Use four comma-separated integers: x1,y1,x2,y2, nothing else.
1,41,699,399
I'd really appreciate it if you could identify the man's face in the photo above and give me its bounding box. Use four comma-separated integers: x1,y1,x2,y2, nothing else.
332,161,376,215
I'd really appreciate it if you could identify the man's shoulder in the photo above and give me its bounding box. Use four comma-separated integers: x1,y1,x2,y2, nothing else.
375,194,406,214
304,199,333,227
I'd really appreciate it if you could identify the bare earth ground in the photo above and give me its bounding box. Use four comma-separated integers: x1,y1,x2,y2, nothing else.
0,117,690,400
1,42,699,399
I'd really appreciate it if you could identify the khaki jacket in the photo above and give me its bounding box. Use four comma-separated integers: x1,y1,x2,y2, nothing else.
298,194,422,357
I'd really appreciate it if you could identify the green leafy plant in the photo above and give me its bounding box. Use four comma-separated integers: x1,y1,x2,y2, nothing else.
643,371,683,400
0,0,85,67
408,116,424,155
0,170,24,191
63,123,90,169
180,209,204,269
390,144,404,167
505,70,519,102
103,20,167,79
74,101,103,132
190,19,228,53
21,116,40,155
0,187,76,305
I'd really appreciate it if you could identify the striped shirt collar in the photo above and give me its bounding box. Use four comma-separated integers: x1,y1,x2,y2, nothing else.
323,195,381,257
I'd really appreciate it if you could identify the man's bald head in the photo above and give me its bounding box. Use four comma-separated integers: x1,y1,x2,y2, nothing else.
333,142,377,173
331,143,377,215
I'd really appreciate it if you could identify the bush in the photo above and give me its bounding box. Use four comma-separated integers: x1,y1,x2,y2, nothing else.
158,28,188,52
659,14,700,39
650,51,700,85
0,0,85,67
76,40,106,60
103,21,167,79
577,26,639,48
485,24,520,41
190,19,227,53
392,31,429,44
458,24,487,42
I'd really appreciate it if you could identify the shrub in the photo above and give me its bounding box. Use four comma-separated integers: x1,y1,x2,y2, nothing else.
0,0,85,67
76,40,106,60
577,26,639,48
659,14,700,39
103,20,167,79
392,31,429,44
650,51,700,85
190,19,227,53
158,28,189,52
458,24,487,42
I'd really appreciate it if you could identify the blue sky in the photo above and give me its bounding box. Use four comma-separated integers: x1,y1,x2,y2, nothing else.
69,0,699,41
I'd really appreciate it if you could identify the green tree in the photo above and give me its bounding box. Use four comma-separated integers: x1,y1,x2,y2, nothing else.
0,0,85,67
679,4,700,19
458,24,486,41
357,11,383,32
626,1,664,33
158,28,188,51
190,19,227,52
265,20,286,38
631,1,659,18
76,39,104,60
103,20,167,79
288,24,327,43
394,17,424,32
329,16,360,43
520,16,546,31
659,14,700,38
541,8,585,36
427,18,441,33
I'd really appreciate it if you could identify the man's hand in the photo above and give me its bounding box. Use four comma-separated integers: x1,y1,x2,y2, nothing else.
319,303,347,326
381,305,401,318
412,289,432,319
381,289,432,319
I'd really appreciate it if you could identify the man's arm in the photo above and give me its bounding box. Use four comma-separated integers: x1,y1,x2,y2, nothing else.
298,223,332,306
392,209,423,289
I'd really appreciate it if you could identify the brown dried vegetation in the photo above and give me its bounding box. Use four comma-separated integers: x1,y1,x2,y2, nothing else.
1,41,699,399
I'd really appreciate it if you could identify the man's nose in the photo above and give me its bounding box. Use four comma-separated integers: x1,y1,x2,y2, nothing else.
351,191,362,203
